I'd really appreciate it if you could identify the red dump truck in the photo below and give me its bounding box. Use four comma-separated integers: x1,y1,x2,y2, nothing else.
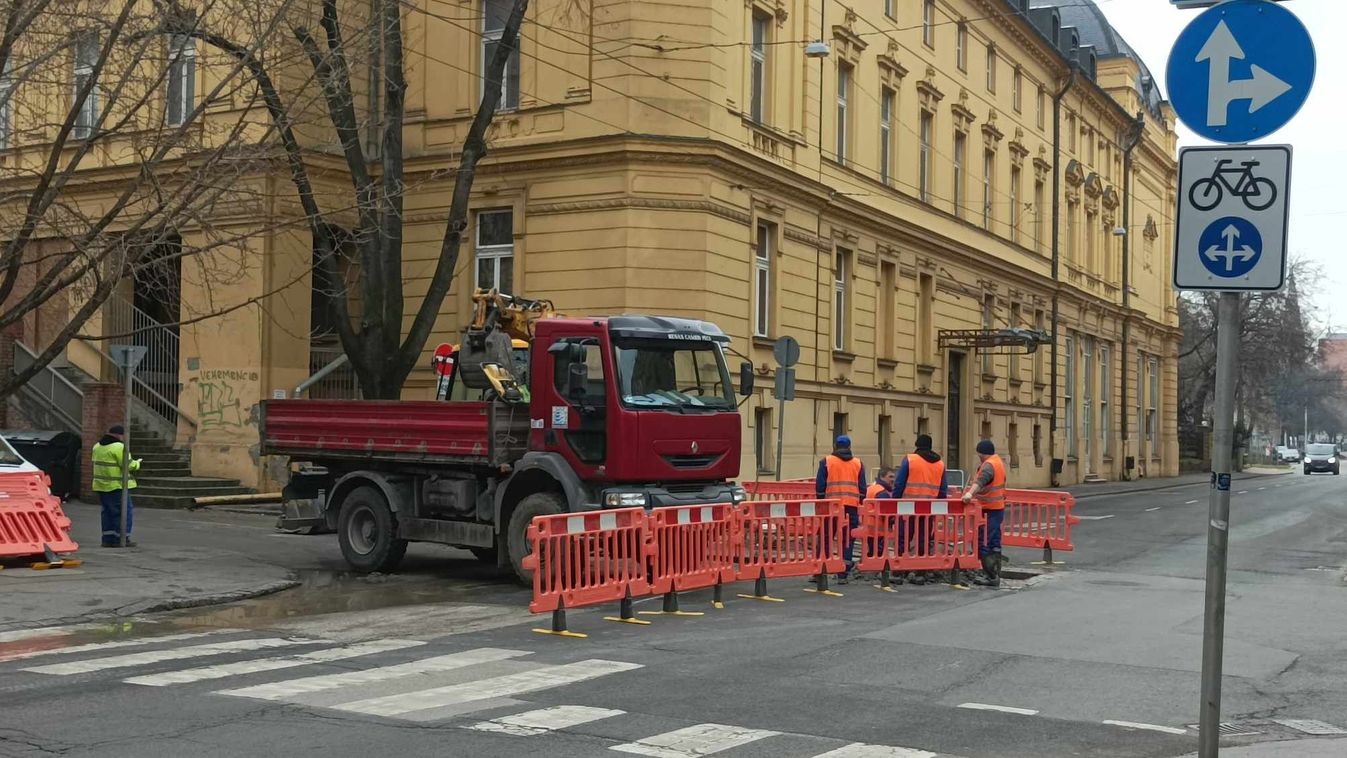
262,307,752,582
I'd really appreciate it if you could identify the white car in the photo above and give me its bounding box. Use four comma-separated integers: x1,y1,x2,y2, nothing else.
1277,446,1301,463
0,435,43,474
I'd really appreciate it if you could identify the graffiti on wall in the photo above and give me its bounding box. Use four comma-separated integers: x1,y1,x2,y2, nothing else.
198,369,259,430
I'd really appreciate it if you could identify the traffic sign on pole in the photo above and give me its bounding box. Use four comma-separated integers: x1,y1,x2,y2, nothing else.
1165,0,1315,144
1173,144,1290,291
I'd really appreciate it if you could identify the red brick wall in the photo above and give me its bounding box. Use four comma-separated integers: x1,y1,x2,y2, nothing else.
80,383,124,500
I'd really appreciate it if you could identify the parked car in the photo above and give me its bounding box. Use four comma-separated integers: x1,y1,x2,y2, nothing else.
1303,443,1339,475
1277,446,1301,463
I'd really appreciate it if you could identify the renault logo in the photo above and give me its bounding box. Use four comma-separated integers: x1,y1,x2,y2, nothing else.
690,441,699,454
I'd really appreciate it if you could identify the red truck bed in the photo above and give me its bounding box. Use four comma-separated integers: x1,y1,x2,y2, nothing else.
260,399,530,467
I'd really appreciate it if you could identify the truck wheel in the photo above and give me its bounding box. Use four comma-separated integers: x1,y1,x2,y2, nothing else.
507,492,565,585
337,487,408,573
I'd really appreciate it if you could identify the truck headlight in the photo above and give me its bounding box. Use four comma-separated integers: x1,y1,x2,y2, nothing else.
604,492,648,507
731,485,747,503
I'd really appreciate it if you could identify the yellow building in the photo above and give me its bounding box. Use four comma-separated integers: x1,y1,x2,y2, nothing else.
6,0,1180,489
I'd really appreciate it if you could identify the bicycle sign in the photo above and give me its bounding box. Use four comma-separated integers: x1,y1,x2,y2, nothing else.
1174,144,1291,292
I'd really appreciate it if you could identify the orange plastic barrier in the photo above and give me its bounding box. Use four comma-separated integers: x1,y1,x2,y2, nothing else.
735,500,847,596
741,481,817,501
648,503,739,601
523,508,651,636
1001,489,1080,561
854,499,983,576
0,472,79,560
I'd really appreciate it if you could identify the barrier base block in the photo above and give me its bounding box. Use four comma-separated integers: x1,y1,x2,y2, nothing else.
604,616,653,625
736,593,785,603
533,628,589,639
803,588,844,597
712,601,725,610
872,583,898,593
1030,560,1065,566
638,610,704,617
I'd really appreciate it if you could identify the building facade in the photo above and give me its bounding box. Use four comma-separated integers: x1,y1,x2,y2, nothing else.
5,0,1181,488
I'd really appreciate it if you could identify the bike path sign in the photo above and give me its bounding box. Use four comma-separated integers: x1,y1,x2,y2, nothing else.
1174,144,1291,291
1166,0,1315,144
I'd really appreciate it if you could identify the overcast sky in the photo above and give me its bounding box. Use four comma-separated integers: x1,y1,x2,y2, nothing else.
1094,0,1346,334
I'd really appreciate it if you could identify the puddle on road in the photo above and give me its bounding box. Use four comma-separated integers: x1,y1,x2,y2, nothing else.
158,569,531,631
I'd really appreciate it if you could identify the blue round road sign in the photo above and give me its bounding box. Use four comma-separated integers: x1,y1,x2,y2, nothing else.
1166,0,1315,144
1198,216,1262,279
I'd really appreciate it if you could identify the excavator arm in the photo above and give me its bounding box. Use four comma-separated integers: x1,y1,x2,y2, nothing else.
457,289,557,400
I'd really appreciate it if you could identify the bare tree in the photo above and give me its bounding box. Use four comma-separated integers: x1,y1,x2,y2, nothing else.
164,0,532,399
0,0,317,400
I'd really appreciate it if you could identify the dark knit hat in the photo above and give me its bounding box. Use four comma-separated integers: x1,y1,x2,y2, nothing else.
915,434,934,451
976,439,996,455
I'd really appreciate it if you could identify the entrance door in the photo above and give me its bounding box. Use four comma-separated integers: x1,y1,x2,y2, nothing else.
947,352,964,473
132,237,182,424
1082,337,1094,476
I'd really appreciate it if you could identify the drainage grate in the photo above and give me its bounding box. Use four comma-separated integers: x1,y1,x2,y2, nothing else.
1273,719,1347,736
1187,723,1263,737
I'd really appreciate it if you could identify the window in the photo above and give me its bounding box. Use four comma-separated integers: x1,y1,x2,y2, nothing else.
956,22,967,71
1067,112,1077,152
1009,302,1022,380
72,31,99,139
166,35,196,127
833,249,849,351
1088,128,1097,166
923,0,936,47
1082,336,1094,460
1008,422,1019,468
880,261,896,359
836,62,852,164
1033,423,1043,466
918,272,934,364
1066,201,1077,264
474,209,514,293
1033,308,1046,385
879,415,893,468
553,341,606,400
750,12,769,123
1100,344,1111,456
953,131,966,218
1086,210,1097,271
0,60,11,150
982,149,995,230
754,407,773,473
880,87,895,185
1065,335,1076,456
1034,179,1045,252
1013,68,1023,112
884,0,895,20
986,44,996,92
753,222,773,338
1036,85,1045,129
1009,165,1021,243
919,111,933,202
482,0,521,110
981,294,995,376
1147,358,1159,443
833,412,849,442
1137,354,1146,450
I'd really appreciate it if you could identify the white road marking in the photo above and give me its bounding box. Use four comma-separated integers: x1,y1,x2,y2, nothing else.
218,647,530,701
0,631,233,663
1146,507,1161,512
1257,487,1267,491
1185,500,1199,504
1103,720,1188,735
24,637,317,675
1237,490,1249,495
957,702,1039,716
466,705,626,736
610,724,780,758
331,659,642,718
811,744,938,757
124,639,424,686
1076,515,1115,521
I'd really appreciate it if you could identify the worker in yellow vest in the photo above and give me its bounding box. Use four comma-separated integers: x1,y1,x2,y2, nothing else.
962,439,1008,587
815,435,866,583
91,425,141,547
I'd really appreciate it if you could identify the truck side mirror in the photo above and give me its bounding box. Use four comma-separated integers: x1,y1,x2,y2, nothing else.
567,362,589,401
738,361,754,397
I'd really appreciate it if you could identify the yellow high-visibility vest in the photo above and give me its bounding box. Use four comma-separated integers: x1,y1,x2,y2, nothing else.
91,441,139,493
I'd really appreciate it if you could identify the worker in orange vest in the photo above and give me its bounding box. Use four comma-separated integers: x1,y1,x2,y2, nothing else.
866,467,896,500
892,434,949,585
962,439,1008,587
815,435,866,583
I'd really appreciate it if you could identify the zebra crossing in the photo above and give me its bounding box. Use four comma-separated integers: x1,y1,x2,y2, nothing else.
0,625,957,758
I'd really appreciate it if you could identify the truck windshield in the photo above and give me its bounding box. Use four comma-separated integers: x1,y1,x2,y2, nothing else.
613,339,734,410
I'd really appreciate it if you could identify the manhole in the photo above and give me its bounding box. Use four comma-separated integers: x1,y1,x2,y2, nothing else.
1273,719,1347,736
1187,723,1262,737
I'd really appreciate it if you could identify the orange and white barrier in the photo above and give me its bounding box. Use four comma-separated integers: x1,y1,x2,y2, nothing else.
522,508,650,637
647,504,739,610
1001,489,1080,563
735,499,847,599
854,499,983,582
0,472,79,563
741,480,817,501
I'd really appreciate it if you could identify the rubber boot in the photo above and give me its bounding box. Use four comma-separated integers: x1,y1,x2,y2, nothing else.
972,555,1000,587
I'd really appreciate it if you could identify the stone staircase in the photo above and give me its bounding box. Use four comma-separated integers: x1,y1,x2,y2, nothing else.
130,423,254,509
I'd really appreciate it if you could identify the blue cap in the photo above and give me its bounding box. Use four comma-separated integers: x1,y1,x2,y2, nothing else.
976,439,995,455
835,435,852,448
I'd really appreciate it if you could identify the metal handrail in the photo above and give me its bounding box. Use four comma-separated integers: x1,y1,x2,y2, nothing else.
11,341,84,432
295,352,350,397
78,339,199,429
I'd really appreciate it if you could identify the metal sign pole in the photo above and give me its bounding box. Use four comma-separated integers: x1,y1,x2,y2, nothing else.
1198,290,1239,756
120,359,133,548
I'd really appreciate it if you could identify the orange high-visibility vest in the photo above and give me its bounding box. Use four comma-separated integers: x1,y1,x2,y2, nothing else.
975,454,1008,510
902,454,946,499
824,455,863,506
866,482,887,500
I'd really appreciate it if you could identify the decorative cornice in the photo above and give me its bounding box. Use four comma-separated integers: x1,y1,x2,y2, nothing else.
1101,185,1120,211
832,11,868,63
1143,215,1160,241
1084,172,1103,199
877,41,908,85
1065,159,1086,187
784,225,829,251
530,197,751,226
916,67,944,110
951,89,977,129
982,111,1005,144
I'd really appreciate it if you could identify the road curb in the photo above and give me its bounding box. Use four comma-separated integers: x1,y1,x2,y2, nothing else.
115,578,303,617
1061,471,1286,500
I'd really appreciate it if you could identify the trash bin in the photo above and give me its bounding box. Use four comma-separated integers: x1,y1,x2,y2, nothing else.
1,430,82,500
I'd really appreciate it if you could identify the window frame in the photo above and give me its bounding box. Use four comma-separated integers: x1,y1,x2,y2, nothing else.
1009,165,1021,243
982,148,995,230
1147,357,1159,443
753,221,774,338
754,406,773,474
879,86,895,185
1013,67,1023,112
473,208,515,294
953,130,967,218
749,11,770,123
956,22,967,72
166,34,197,127
1100,343,1111,456
922,0,936,48
836,61,852,164
481,0,521,111
0,60,12,150
833,249,849,352
1036,85,1046,130
986,44,997,93
919,110,934,203
72,30,100,140
1065,334,1076,457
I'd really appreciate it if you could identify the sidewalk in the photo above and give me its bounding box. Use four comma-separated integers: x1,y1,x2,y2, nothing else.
1056,466,1292,499
0,502,298,633
1174,738,1347,757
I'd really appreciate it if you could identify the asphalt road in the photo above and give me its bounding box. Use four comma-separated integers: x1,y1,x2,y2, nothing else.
2,472,1345,758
